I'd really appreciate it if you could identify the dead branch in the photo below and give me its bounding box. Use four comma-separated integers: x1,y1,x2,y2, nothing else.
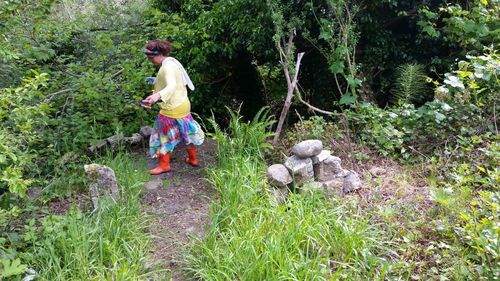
45,88,74,101
110,68,124,80
273,28,304,144
294,87,335,116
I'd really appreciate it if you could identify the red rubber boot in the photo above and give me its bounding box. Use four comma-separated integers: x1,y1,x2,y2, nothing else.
149,152,171,175
185,145,199,166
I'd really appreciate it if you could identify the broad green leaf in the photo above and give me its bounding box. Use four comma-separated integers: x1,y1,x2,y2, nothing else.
1,258,27,277
435,112,445,122
339,93,356,105
329,61,344,74
346,75,362,87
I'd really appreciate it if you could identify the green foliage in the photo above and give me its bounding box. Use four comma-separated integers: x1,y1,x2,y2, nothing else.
0,0,498,278
392,63,429,106
317,0,361,102
1,0,155,199
419,0,500,52
208,107,275,162
0,258,27,278
346,103,405,157
430,133,499,279
435,50,499,112
272,115,344,162
0,72,51,202
343,96,487,159
23,152,152,280
340,50,497,159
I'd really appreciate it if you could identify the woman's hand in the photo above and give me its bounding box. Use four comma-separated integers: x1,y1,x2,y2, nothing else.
142,92,161,104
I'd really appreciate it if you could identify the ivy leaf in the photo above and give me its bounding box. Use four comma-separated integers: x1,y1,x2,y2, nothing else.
335,46,347,56
339,93,357,105
422,25,439,37
329,61,344,74
444,75,465,89
435,112,446,122
346,75,362,87
318,31,330,40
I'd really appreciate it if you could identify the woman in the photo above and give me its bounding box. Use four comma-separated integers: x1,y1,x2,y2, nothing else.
142,39,204,175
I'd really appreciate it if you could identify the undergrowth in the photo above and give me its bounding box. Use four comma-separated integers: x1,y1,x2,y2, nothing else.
187,107,498,280
185,108,392,280
13,151,154,281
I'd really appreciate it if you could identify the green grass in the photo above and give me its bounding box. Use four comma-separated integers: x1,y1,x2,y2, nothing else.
185,108,391,280
24,151,156,281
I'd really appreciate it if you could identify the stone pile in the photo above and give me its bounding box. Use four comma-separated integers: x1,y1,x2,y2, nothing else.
267,139,361,202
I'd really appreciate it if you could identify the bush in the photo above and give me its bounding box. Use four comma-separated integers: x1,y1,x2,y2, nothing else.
0,72,51,203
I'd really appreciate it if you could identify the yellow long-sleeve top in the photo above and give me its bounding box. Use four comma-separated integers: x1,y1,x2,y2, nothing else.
154,58,190,118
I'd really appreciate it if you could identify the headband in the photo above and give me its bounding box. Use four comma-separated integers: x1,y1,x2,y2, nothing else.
144,49,160,56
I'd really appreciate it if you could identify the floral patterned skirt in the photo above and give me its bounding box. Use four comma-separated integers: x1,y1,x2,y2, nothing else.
149,113,205,158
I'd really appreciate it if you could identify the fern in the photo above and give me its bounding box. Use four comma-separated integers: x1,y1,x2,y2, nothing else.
392,63,428,106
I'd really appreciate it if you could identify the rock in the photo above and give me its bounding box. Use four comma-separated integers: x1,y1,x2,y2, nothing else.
369,167,387,177
321,178,343,198
322,178,344,189
299,181,323,194
284,155,314,184
270,186,289,205
139,126,153,138
292,139,323,158
84,164,120,210
311,150,331,164
343,171,362,193
339,168,350,177
125,133,143,145
267,164,293,187
314,155,343,181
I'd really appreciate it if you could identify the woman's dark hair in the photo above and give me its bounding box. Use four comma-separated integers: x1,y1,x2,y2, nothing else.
144,40,172,56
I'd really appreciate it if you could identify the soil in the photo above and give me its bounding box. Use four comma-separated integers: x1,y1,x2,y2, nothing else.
141,139,218,281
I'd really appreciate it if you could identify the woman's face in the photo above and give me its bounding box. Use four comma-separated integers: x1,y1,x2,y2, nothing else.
147,54,164,66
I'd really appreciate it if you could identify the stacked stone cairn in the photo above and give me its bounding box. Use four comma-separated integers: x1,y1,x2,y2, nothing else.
267,139,361,203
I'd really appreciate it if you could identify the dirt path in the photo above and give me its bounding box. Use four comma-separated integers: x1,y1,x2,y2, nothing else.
141,139,217,280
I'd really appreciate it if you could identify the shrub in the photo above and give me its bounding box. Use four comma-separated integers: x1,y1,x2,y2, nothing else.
0,72,51,202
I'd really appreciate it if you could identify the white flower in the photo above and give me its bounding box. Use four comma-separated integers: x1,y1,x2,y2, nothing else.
388,112,398,118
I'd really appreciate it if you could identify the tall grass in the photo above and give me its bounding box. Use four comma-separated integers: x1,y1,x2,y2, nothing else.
186,108,391,280
26,151,152,280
